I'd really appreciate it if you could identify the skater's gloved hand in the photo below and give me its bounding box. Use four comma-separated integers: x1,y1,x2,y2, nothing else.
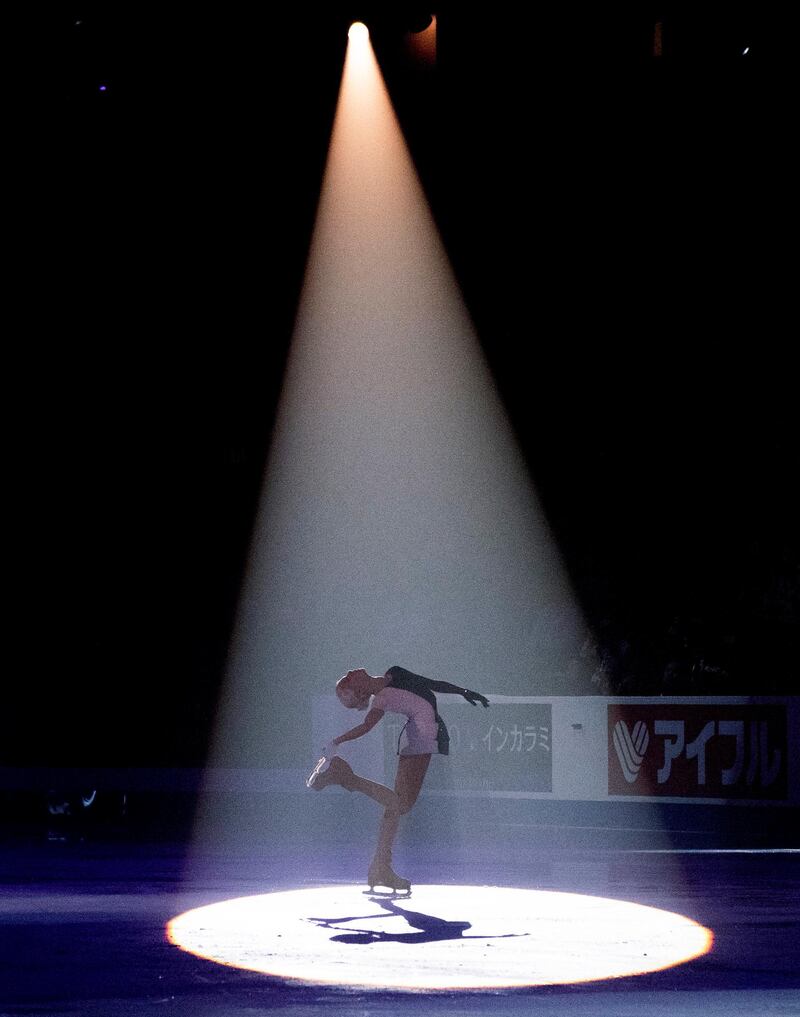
321,740,339,761
463,690,490,708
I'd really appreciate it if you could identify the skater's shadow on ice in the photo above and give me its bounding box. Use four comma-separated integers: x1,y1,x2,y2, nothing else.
306,896,527,946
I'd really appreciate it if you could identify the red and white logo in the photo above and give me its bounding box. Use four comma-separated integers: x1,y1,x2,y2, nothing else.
608,704,787,800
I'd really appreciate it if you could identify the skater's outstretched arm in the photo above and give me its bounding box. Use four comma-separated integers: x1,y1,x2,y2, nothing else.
333,707,385,746
425,680,490,707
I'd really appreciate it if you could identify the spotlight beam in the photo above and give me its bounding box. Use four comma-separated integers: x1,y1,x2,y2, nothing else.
199,14,592,818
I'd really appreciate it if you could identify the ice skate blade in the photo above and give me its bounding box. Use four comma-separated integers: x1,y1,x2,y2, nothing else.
305,756,332,789
366,885,412,897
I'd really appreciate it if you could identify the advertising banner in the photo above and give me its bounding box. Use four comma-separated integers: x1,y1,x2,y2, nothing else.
384,702,553,794
608,703,788,800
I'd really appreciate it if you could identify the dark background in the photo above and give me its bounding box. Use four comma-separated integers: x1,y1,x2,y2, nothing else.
11,5,797,769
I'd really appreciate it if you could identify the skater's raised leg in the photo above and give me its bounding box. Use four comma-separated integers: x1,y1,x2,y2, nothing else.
308,755,399,811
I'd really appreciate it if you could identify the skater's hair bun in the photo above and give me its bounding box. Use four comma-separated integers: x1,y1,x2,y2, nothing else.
335,673,357,707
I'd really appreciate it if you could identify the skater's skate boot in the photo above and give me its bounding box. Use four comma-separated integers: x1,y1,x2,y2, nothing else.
367,859,411,893
306,754,356,791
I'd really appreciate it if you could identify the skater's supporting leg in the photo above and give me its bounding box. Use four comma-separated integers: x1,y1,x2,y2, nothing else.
370,754,431,890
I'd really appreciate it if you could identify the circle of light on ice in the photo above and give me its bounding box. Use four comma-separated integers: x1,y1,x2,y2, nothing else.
167,884,713,990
